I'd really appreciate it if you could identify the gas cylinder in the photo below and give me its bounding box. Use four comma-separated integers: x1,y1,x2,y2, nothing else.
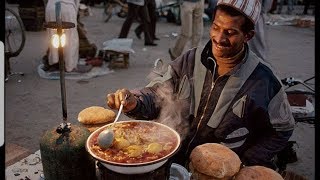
40,124,96,180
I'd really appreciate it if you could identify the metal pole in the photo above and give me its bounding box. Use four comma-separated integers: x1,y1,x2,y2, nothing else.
56,2,68,123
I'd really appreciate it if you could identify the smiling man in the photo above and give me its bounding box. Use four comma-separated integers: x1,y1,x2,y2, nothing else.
106,0,295,170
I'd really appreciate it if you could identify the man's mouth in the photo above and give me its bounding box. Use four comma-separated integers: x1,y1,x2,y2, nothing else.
214,43,230,51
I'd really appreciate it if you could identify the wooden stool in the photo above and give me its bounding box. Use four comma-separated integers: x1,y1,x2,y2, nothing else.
105,50,129,69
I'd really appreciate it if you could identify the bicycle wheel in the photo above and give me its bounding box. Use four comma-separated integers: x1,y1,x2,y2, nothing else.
286,90,315,124
5,8,26,57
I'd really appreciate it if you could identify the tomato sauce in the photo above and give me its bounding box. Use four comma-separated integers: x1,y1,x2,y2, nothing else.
89,121,179,164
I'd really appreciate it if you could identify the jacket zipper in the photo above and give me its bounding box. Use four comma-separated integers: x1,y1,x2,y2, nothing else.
185,57,217,156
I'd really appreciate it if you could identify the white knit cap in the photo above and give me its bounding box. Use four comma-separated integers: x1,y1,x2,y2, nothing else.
217,0,261,25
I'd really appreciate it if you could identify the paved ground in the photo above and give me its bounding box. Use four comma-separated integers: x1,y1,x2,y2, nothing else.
5,3,315,180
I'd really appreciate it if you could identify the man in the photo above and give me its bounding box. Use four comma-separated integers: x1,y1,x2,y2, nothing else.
204,0,217,20
168,0,204,60
134,0,159,41
107,0,294,170
118,0,157,46
277,0,294,15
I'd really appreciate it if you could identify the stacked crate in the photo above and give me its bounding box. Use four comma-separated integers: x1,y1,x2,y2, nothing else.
18,0,45,31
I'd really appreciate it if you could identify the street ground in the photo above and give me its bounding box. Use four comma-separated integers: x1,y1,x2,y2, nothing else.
5,3,315,180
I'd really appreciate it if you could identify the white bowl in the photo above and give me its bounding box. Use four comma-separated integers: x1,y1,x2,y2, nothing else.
169,163,191,180
86,120,181,174
101,159,168,174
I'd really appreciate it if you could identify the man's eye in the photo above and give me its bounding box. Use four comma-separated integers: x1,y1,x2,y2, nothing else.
227,30,236,35
211,25,218,30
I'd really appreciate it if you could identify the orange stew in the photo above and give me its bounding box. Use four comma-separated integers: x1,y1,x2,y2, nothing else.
89,122,178,164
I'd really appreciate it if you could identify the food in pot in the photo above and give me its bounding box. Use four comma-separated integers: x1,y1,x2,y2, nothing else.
78,106,115,125
147,143,163,154
89,121,178,164
234,166,284,180
189,143,241,180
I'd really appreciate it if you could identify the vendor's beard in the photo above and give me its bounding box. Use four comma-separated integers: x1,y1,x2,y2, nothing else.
215,45,245,76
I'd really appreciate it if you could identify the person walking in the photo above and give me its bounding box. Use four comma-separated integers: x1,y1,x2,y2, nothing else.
204,0,217,20
118,0,157,46
268,0,278,14
168,0,204,60
134,0,159,41
302,0,311,15
277,0,294,15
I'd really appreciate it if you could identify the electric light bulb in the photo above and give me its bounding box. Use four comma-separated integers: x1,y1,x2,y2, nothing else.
51,34,60,48
60,33,66,47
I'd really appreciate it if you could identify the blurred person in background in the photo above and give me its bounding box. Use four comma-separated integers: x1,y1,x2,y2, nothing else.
134,0,159,41
168,0,205,60
119,0,157,46
248,0,273,61
277,0,294,14
204,0,217,20
268,0,278,14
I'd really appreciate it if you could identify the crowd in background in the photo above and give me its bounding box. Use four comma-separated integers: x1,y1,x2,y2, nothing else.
33,0,315,73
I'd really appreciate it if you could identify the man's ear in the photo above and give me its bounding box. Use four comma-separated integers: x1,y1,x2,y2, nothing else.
244,30,255,42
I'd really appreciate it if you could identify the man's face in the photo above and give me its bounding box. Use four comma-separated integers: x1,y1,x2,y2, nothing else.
210,9,250,58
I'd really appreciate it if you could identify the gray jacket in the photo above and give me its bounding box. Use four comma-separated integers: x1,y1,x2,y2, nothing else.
126,41,294,168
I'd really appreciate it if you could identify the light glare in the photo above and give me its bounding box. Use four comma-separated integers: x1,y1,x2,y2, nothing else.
51,33,66,48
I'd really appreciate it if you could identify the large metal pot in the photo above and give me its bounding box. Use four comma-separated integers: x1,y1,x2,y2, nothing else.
86,120,181,174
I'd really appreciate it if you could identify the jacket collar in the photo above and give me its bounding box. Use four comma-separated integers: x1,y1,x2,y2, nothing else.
200,40,249,76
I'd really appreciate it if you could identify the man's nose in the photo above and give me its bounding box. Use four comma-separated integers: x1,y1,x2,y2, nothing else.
215,32,228,44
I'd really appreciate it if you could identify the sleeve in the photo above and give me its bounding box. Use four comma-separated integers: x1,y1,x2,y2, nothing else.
124,68,178,120
125,86,163,120
124,49,195,120
241,130,293,169
241,87,295,169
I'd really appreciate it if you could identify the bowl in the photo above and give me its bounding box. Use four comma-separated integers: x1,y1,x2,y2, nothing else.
169,163,191,180
86,120,181,174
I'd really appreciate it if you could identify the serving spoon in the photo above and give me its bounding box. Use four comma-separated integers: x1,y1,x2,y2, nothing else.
97,94,128,149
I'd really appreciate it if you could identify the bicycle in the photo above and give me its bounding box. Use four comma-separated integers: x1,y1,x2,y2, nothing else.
282,76,315,125
5,7,26,81
275,76,315,173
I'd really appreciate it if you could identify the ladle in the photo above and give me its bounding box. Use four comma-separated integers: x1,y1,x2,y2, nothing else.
97,94,128,149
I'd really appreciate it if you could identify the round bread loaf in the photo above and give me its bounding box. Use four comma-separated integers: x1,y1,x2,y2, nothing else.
234,166,284,180
190,143,241,179
78,106,116,125
189,162,230,180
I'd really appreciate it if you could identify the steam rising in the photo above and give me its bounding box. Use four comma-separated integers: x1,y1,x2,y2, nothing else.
147,68,191,141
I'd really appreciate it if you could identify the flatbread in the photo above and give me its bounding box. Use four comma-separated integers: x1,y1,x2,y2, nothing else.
78,106,115,125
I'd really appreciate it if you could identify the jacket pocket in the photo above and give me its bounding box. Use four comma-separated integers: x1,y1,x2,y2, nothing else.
232,95,247,118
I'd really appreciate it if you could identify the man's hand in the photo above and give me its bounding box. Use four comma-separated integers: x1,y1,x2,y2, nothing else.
106,89,137,112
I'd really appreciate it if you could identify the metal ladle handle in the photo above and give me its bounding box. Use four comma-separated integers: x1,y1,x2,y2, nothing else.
111,94,129,127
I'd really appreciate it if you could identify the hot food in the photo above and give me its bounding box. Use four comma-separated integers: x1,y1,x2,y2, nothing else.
88,121,179,164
